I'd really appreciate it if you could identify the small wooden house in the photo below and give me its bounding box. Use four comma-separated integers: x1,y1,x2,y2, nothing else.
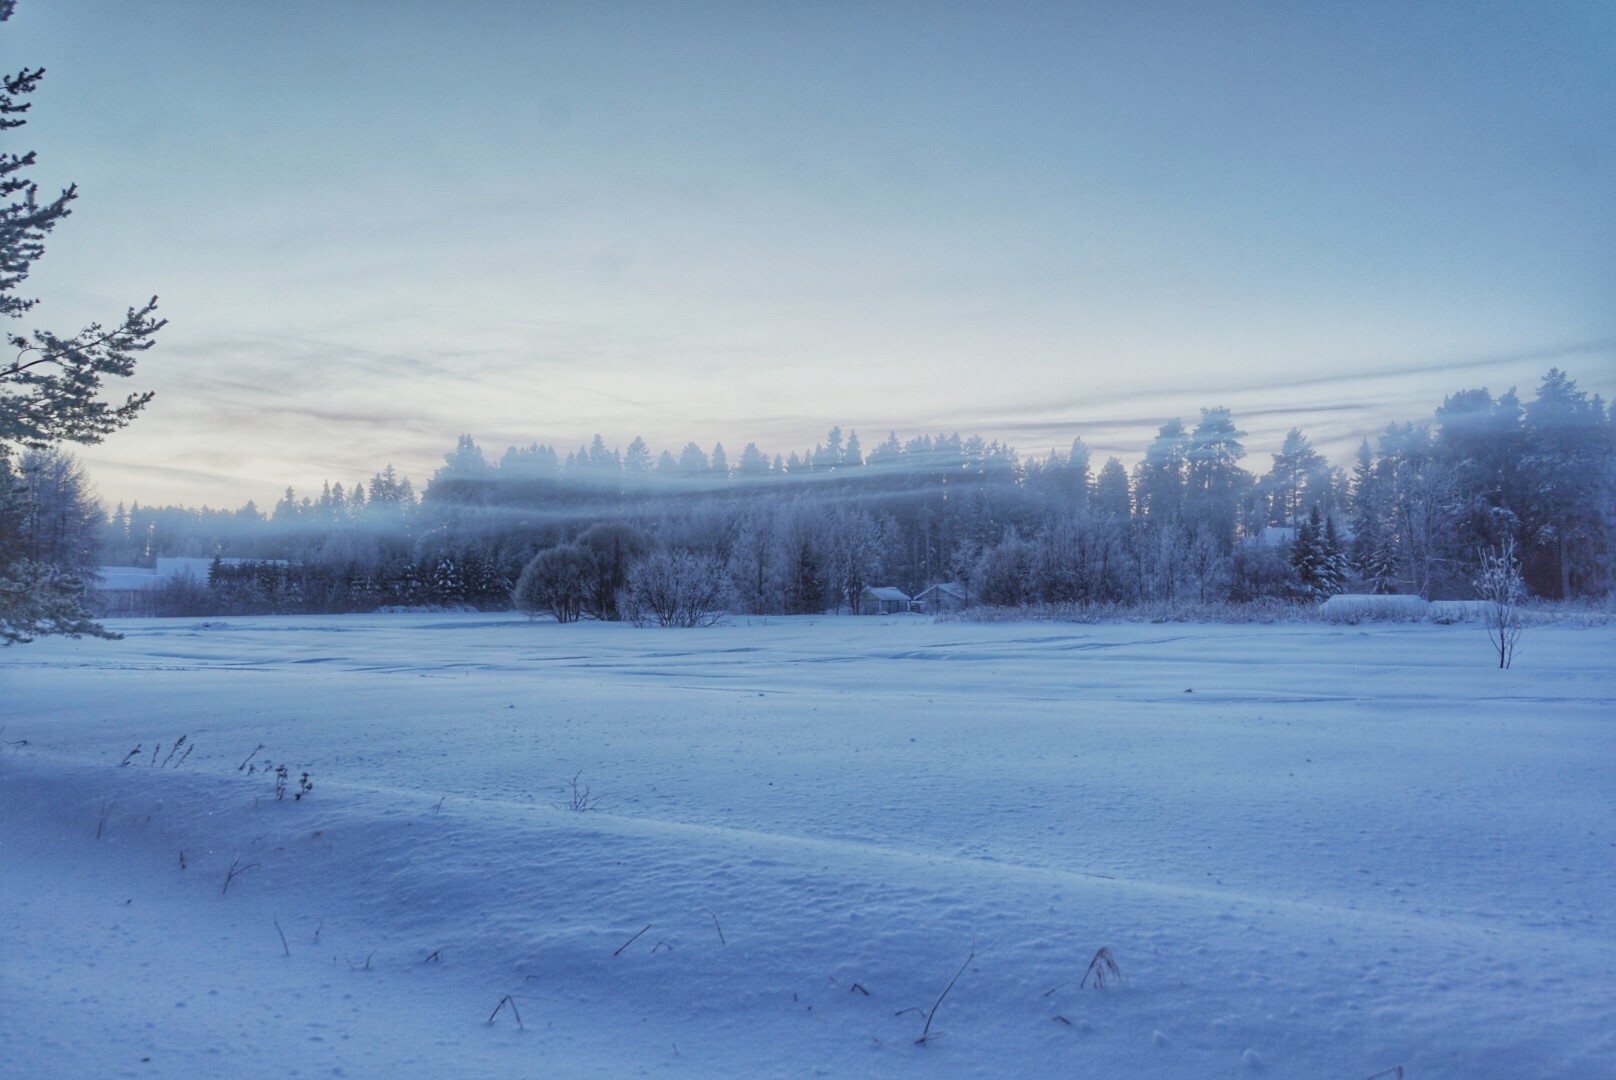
912,582,967,614
857,586,912,615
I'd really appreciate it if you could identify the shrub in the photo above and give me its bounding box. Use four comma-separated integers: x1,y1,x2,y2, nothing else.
512,544,590,623
575,522,652,621
622,548,727,627
1318,593,1428,623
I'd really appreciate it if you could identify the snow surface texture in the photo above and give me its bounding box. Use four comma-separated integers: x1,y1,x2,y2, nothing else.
2,615,1613,1079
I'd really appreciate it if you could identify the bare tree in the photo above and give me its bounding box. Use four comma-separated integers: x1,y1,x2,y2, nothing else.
622,547,727,627
1475,536,1526,669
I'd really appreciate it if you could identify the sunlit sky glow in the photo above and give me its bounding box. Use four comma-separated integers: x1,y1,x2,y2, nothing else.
10,1,1613,508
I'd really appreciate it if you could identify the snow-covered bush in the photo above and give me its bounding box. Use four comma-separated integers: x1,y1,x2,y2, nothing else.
512,544,590,623
943,598,1313,624
1227,543,1300,603
1428,600,1489,624
1318,593,1429,623
621,548,728,627
973,532,1037,607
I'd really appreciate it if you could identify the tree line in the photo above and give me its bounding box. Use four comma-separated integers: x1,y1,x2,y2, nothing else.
56,366,1614,620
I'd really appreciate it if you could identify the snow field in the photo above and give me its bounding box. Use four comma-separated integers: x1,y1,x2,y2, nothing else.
2,614,1613,1078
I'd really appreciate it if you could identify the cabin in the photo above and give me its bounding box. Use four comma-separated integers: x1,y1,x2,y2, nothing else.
857,586,912,616
911,581,967,614
88,557,278,616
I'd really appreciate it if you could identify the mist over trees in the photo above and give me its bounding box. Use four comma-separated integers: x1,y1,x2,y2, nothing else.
87,368,1615,620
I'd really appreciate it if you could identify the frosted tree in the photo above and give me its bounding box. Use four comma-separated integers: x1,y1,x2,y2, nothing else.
512,544,589,623
1132,419,1188,523
735,442,769,478
623,436,652,477
973,530,1037,607
2,2,164,642
1374,424,1458,598
1066,436,1092,513
677,441,709,479
575,521,650,621
1348,440,1393,591
423,435,495,510
866,431,903,467
1475,536,1526,668
1435,387,1525,554
1264,428,1328,525
1183,407,1248,549
773,502,827,614
1093,457,1132,520
813,426,845,471
622,546,728,627
822,505,884,613
1519,369,1613,598
842,430,863,468
8,446,103,576
725,504,777,614
1292,505,1346,600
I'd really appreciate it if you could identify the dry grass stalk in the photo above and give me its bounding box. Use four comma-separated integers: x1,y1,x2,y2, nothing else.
1081,946,1123,989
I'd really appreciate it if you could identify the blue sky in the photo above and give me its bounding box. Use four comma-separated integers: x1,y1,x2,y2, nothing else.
9,1,1613,508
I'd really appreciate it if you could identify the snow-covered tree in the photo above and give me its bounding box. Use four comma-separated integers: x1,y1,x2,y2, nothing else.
1519,369,1613,598
1093,457,1131,520
1133,419,1189,523
1263,428,1330,525
1183,407,1248,550
1292,505,1346,600
575,521,650,621
512,544,590,623
736,442,769,478
623,436,652,477
2,3,164,642
677,441,709,479
1475,535,1526,669
8,446,102,578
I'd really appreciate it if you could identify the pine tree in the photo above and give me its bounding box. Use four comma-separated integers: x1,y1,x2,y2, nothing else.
677,441,709,478
1184,407,1248,549
1519,369,1612,598
1291,508,1319,597
736,442,769,477
1094,457,1132,520
2,3,164,642
1266,428,1327,525
1319,514,1347,596
1349,440,1392,591
1133,419,1188,523
842,430,863,468
623,436,652,475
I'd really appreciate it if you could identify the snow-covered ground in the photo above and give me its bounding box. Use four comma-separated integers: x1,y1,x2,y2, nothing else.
2,613,1612,1079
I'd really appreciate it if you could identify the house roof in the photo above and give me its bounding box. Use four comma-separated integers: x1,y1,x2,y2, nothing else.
915,582,966,600
862,587,911,601
92,556,287,592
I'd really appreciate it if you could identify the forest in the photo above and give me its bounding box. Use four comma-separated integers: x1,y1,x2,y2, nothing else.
7,366,1611,622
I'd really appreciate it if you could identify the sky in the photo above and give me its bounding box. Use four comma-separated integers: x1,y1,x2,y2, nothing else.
7,0,1614,509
